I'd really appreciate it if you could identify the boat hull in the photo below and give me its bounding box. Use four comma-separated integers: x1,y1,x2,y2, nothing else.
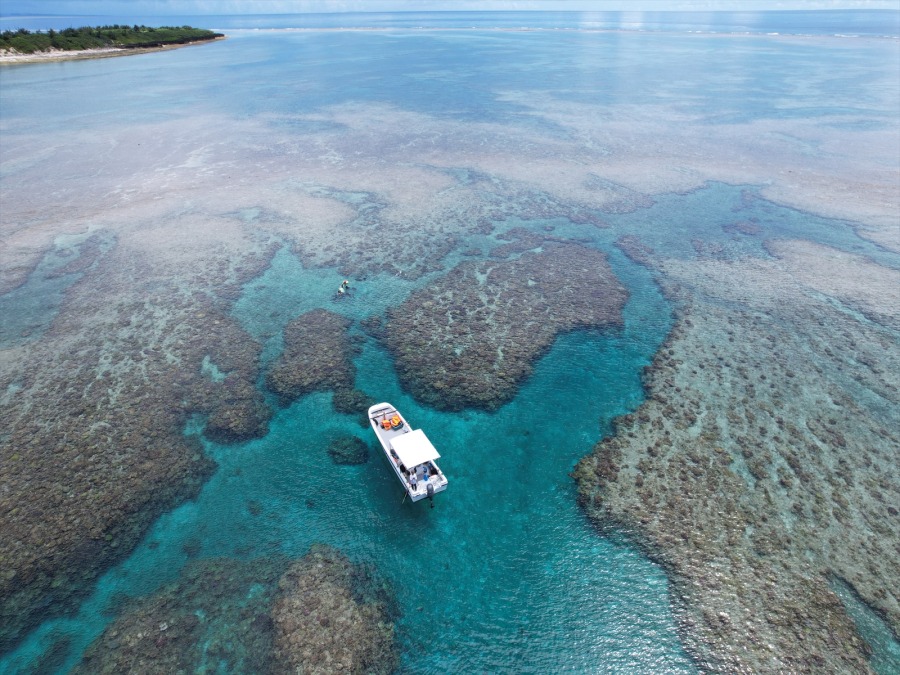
368,403,448,502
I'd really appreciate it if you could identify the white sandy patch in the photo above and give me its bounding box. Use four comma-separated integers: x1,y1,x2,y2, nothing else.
491,90,900,238
766,239,900,329
3,64,898,291
0,47,125,63
661,244,900,334
0,39,222,65
852,225,900,252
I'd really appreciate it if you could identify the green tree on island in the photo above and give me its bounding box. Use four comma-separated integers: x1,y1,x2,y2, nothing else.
0,25,223,54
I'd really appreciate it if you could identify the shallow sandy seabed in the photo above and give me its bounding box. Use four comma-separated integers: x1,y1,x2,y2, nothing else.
765,239,899,330
2,86,897,289
575,240,899,673
1,37,898,666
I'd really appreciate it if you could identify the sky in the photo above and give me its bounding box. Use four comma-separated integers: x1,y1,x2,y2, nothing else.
1,0,898,16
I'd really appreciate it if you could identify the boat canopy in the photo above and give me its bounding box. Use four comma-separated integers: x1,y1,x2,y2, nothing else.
391,429,441,468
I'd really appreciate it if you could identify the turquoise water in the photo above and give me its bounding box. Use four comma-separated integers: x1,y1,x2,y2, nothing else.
4,184,893,672
2,234,691,673
1,12,898,673
832,578,900,674
0,231,114,349
218,247,682,673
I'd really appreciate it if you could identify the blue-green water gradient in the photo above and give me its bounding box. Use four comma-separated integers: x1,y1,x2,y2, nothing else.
2,16,898,673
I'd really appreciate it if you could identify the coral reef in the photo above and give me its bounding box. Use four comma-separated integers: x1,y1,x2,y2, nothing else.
382,239,628,411
281,176,612,283
331,387,377,427
0,240,276,653
193,297,273,444
272,544,398,675
266,309,355,405
2,27,897,672
74,546,397,674
722,220,763,237
615,234,655,266
487,225,591,259
574,237,899,673
327,435,370,465
75,557,288,674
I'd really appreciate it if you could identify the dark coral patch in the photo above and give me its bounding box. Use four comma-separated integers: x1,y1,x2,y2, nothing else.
0,246,276,653
75,557,288,675
615,234,656,267
327,435,370,465
74,546,398,675
383,240,628,411
331,387,376,425
266,309,355,405
272,544,398,675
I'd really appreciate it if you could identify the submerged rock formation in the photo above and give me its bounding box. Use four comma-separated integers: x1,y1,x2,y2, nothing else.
382,240,628,411
75,546,397,674
327,435,370,465
0,240,275,653
266,309,355,405
272,545,398,674
331,387,377,427
75,557,288,674
574,238,899,673
280,176,612,283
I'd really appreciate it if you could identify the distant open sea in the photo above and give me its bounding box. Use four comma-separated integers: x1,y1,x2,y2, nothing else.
1,8,898,675
2,9,899,37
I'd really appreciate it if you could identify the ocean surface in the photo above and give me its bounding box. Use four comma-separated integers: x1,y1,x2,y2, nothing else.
3,9,900,36
1,10,898,675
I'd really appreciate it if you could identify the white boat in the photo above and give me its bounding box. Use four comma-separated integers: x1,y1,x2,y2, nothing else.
368,402,448,505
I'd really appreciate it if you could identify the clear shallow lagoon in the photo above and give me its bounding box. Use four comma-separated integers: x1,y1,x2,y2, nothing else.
1,11,898,674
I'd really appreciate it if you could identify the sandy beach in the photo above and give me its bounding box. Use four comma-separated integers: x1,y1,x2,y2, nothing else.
0,37,224,65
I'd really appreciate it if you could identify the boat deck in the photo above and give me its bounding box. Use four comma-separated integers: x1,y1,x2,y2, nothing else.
369,403,448,502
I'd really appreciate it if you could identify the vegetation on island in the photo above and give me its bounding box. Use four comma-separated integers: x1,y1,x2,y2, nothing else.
0,25,223,54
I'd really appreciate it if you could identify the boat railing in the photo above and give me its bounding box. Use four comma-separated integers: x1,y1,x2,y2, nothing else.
369,405,396,419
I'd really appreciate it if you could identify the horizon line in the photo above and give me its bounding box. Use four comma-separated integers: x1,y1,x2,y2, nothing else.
4,7,900,18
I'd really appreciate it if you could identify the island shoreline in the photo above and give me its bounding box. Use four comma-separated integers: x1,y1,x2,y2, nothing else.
0,35,226,65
